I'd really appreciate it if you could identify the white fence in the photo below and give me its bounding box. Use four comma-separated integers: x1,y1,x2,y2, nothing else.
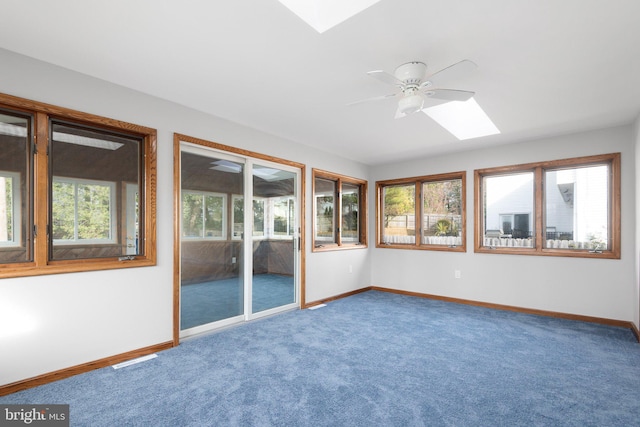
483,237,601,249
383,235,602,249
382,235,462,245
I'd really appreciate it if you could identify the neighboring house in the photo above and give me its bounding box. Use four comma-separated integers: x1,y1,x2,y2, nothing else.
484,166,608,246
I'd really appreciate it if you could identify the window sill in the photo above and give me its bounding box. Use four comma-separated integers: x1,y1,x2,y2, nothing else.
0,257,156,279
475,246,619,259
312,243,367,253
376,243,466,252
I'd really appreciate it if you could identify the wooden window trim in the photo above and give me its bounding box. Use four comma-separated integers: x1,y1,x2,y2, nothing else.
376,171,466,252
0,92,157,278
474,153,620,259
312,168,368,252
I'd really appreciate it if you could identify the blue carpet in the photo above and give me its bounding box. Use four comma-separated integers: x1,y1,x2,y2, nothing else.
181,274,295,329
2,291,640,426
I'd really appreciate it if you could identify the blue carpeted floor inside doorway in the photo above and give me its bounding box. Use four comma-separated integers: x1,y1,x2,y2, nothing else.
2,290,640,426
180,273,295,329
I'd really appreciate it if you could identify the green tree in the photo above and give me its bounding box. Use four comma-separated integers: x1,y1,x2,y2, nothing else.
384,185,414,226
423,180,461,215
182,192,203,237
77,184,111,240
52,181,113,241
52,181,76,240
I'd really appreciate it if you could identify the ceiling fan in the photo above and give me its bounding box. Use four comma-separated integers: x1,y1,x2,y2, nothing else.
349,59,477,118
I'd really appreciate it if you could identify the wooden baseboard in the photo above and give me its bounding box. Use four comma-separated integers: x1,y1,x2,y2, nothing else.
0,341,174,397
370,286,638,337
631,322,640,343
303,287,370,308
306,286,637,340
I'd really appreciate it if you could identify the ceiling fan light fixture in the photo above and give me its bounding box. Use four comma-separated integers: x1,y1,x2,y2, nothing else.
398,94,424,115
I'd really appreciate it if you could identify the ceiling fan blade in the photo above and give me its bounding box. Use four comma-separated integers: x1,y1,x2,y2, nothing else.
367,70,403,86
346,92,398,106
425,59,477,85
425,88,475,102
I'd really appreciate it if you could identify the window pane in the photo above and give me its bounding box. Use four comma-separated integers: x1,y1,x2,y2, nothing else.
273,198,289,236
482,172,534,247
253,199,265,236
288,199,295,235
0,112,31,263
545,165,608,250
233,197,265,238
182,193,204,238
204,195,224,238
232,196,244,239
51,180,75,240
77,183,112,240
1,175,14,242
341,183,359,243
50,121,142,260
315,178,335,243
422,179,462,245
382,184,415,244
52,179,114,242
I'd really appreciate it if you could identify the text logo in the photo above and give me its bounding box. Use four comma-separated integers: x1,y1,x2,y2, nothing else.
0,405,69,427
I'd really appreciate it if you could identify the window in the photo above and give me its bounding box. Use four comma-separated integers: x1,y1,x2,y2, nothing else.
52,177,116,244
0,93,156,277
312,169,367,250
0,171,20,248
273,196,295,237
232,196,266,239
481,172,534,246
377,172,465,251
0,111,31,263
475,153,620,258
182,191,226,239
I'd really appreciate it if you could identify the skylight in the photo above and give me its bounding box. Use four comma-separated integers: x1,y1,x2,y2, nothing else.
277,0,382,33
52,132,124,150
0,122,26,137
0,122,124,150
209,160,242,173
423,98,500,140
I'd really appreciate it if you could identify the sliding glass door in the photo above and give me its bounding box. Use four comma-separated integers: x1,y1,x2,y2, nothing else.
179,148,245,333
178,142,300,338
251,163,298,315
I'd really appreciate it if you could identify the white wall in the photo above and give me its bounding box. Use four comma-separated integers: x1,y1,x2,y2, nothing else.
634,116,640,329
371,125,636,322
1,46,636,388
0,49,371,386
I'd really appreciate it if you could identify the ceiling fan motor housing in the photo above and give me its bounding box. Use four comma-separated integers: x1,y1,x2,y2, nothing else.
394,62,427,84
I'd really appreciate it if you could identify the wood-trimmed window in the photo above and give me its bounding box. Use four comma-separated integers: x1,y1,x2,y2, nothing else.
312,169,367,251
474,153,620,258
376,171,466,252
0,92,157,277
181,191,226,240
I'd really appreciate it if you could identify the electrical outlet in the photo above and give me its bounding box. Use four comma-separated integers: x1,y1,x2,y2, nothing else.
232,257,237,264
454,270,461,279
349,265,353,274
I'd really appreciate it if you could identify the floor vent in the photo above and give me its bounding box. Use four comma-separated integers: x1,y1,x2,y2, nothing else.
308,304,327,310
112,354,158,370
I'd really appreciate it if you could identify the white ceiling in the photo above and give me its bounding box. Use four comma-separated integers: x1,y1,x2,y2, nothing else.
1,0,639,165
